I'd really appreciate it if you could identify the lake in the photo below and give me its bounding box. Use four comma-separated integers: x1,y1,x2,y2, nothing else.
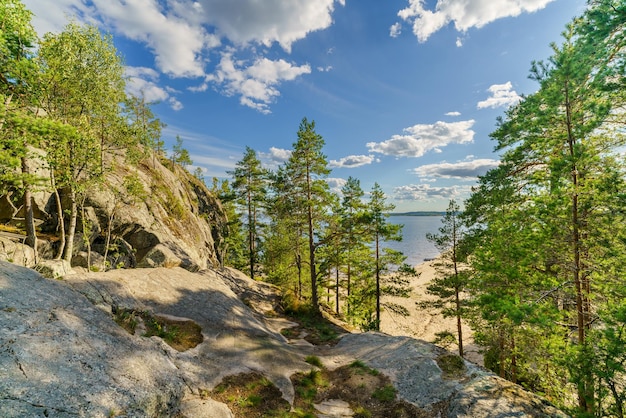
383,215,443,267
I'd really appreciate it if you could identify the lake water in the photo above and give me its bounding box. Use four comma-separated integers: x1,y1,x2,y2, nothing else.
383,215,443,267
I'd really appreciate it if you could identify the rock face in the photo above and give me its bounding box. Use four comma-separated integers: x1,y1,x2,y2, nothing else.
0,261,568,418
1,152,227,271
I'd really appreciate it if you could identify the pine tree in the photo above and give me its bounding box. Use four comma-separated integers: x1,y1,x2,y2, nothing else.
353,182,405,331
171,135,192,168
422,199,469,357
338,176,370,315
464,2,626,411
284,117,332,312
229,146,268,279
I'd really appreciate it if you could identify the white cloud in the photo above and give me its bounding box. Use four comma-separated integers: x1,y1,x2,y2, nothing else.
394,0,556,43
23,0,92,35
198,0,344,52
477,81,522,109
389,22,402,38
258,147,292,169
367,120,475,158
125,66,183,110
327,177,347,193
168,97,184,111
207,52,311,113
329,155,376,168
412,158,500,179
24,0,339,111
393,183,473,201
446,111,461,116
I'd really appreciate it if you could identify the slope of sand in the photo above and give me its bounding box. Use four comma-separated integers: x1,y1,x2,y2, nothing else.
379,259,483,365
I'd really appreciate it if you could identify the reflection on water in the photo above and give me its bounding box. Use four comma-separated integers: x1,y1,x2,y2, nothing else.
383,215,443,267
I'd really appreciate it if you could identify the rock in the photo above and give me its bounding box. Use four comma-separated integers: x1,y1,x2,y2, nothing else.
0,236,36,267
135,243,182,269
0,261,568,418
76,157,226,271
179,395,235,418
314,399,354,417
0,261,186,418
1,149,227,272
324,332,568,417
34,259,74,279
61,265,311,405
71,251,105,270
0,193,19,223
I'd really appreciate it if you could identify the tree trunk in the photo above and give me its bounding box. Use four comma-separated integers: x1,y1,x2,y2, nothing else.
308,203,318,311
335,264,340,315
52,183,65,260
21,156,38,264
375,232,381,331
63,188,78,262
456,288,464,358
103,211,114,271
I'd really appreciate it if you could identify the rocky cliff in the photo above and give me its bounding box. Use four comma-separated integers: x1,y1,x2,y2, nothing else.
0,261,568,418
0,153,226,271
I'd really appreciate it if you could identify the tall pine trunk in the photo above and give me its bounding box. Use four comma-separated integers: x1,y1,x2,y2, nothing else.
375,232,381,331
565,84,593,413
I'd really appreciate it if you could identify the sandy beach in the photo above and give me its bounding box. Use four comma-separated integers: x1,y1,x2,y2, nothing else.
379,259,483,365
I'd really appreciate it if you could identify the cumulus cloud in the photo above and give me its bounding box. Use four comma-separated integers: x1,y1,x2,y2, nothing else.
446,111,461,116
327,177,347,193
125,66,184,110
24,0,341,111
366,120,475,158
330,155,376,168
199,0,344,52
205,52,311,113
412,158,500,179
393,183,473,201
257,147,292,169
389,22,402,37
394,0,556,43
477,82,522,109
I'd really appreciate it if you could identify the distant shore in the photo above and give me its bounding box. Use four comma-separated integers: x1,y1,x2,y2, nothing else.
389,211,445,217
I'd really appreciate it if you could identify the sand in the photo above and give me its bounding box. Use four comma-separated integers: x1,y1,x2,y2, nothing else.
379,259,483,365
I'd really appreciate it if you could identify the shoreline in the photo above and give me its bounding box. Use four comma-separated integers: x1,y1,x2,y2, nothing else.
379,257,483,365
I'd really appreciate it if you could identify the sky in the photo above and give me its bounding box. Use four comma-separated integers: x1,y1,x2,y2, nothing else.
22,0,588,212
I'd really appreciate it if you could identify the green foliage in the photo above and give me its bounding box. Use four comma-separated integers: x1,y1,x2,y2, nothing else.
371,385,396,402
461,2,626,414
170,135,192,168
344,183,411,331
211,177,247,270
284,117,333,310
349,360,380,376
305,355,323,368
228,146,268,279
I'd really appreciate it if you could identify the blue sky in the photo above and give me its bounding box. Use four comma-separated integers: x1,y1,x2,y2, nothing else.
23,0,587,211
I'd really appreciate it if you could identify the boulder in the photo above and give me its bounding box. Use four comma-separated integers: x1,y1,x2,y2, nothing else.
0,236,36,267
71,251,105,270
136,243,182,269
